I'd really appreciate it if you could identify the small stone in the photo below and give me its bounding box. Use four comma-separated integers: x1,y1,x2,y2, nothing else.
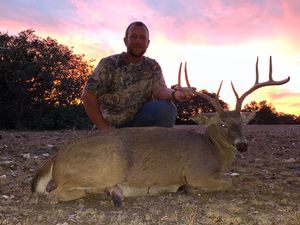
2,195,10,199
21,153,30,159
230,172,240,177
284,158,296,163
2,195,13,199
0,144,8,149
0,161,13,166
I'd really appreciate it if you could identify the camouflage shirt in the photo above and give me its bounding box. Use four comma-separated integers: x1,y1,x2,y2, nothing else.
85,52,167,126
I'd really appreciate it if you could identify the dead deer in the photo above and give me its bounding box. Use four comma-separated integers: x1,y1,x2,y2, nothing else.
31,56,290,207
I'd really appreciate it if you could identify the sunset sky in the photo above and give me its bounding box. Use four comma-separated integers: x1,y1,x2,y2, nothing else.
1,0,299,115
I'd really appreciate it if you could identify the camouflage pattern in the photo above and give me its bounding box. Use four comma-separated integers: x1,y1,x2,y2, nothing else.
85,52,167,126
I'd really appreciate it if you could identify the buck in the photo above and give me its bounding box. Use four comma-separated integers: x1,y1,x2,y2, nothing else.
31,56,290,207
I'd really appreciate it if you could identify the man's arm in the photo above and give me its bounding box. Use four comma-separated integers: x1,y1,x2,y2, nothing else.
81,89,111,132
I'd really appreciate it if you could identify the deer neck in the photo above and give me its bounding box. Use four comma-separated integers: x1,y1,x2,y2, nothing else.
206,130,236,172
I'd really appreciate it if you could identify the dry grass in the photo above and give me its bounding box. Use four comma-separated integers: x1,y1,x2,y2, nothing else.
0,125,299,225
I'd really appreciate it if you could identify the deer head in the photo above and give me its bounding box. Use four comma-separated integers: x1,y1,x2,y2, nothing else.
177,57,290,154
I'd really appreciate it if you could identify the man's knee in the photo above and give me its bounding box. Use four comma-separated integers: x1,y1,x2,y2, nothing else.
153,100,177,127
127,100,177,128
156,100,176,116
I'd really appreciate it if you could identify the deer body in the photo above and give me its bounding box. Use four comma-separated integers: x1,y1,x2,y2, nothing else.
32,56,290,206
32,111,252,204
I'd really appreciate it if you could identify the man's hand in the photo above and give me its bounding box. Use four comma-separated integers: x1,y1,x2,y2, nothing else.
173,87,196,102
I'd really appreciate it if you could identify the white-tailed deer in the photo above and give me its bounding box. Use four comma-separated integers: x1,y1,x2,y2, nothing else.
31,56,290,207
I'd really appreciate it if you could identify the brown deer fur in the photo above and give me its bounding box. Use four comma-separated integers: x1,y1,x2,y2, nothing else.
31,112,255,205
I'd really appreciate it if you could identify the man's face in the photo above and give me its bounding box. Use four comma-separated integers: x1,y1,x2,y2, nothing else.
124,25,149,58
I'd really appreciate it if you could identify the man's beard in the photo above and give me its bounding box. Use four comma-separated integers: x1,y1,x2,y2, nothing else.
128,47,146,58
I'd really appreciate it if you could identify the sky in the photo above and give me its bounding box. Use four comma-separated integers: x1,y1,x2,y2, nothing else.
1,0,300,115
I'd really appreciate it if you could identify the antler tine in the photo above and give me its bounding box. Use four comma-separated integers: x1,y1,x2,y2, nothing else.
255,56,259,84
177,62,182,88
269,56,273,81
172,62,183,90
234,56,290,112
216,80,223,99
184,62,191,87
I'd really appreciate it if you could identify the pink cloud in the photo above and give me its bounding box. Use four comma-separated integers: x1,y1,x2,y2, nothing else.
2,0,300,50
268,90,300,100
68,0,159,33
170,2,279,43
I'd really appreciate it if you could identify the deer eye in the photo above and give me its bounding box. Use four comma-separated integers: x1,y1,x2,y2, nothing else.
220,123,227,128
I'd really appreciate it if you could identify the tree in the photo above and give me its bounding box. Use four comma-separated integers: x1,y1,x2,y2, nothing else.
0,29,93,129
277,113,298,125
175,89,229,124
243,100,299,124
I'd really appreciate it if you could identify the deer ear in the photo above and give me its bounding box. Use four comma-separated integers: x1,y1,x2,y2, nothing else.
241,111,256,124
190,113,217,126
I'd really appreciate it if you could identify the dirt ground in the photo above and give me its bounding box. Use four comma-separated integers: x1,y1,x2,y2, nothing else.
0,125,299,225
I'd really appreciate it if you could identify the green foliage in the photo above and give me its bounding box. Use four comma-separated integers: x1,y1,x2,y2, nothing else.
0,29,93,129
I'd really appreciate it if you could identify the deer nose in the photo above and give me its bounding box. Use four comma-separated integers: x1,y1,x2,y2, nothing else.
235,142,248,152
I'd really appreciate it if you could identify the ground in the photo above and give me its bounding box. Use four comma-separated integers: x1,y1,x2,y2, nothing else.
0,125,299,225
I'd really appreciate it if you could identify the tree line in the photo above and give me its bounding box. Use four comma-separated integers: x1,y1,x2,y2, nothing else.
0,30,299,130
175,98,300,125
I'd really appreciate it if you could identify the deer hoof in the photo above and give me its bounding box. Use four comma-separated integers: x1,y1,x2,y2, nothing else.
112,192,122,208
176,185,189,195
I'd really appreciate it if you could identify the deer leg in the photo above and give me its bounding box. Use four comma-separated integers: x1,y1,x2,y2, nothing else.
148,184,180,195
105,185,124,208
186,175,232,192
48,186,88,202
118,184,180,196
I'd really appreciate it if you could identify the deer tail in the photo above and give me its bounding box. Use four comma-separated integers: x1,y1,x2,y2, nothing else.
31,155,56,194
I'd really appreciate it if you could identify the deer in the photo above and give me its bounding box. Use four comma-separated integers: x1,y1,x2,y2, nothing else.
31,56,290,207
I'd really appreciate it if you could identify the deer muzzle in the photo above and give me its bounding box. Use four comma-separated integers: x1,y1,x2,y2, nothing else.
235,141,248,152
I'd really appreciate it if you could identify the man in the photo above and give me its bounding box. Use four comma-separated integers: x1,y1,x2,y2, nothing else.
82,21,194,134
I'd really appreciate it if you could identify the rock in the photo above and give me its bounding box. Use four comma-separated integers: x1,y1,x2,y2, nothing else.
2,195,10,199
284,158,296,163
0,144,8,149
230,172,240,177
0,161,13,166
21,153,30,159
2,195,14,200
224,172,240,177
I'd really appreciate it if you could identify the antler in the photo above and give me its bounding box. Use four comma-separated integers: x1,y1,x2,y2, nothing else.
232,56,290,112
171,62,191,90
177,62,224,113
